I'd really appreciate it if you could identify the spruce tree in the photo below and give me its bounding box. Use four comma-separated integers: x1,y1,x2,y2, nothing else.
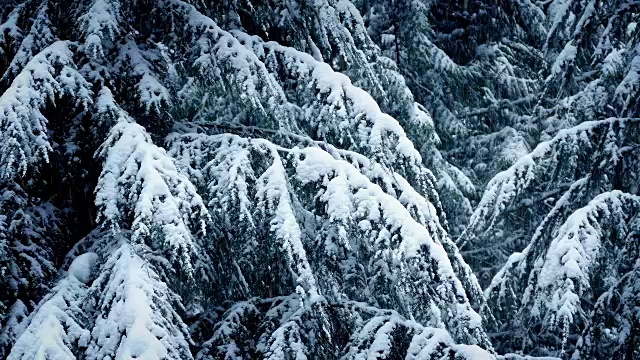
0,0,494,358
1,0,637,358
459,0,640,357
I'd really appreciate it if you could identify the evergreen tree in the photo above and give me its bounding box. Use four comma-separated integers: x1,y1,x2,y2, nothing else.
0,0,637,358
459,0,640,357
355,0,548,237
0,0,495,358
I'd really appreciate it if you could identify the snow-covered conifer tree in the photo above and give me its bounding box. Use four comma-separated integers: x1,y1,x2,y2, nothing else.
355,0,548,236
460,0,640,357
0,0,499,358
1,0,635,358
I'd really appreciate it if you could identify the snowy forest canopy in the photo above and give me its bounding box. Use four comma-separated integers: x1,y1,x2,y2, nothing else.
0,0,638,359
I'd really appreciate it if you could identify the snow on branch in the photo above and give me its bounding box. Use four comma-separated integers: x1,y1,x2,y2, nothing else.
254,145,319,301
197,296,493,359
7,253,96,360
0,2,25,56
0,40,92,177
169,131,487,346
530,191,640,334
256,295,329,359
296,146,488,345
344,312,493,360
459,117,640,250
1,0,55,84
295,146,439,259
195,301,260,359
615,44,640,114
113,37,170,114
484,176,590,303
169,0,298,131
78,0,122,59
95,112,209,274
232,30,423,168
167,0,424,176
485,189,640,353
86,242,192,359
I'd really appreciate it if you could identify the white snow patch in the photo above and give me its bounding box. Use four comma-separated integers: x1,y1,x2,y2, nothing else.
68,252,99,284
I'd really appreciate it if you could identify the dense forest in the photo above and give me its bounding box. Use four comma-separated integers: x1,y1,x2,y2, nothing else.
0,0,638,359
